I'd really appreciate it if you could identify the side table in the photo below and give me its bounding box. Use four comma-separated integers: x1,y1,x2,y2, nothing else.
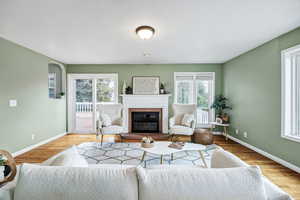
210,122,230,141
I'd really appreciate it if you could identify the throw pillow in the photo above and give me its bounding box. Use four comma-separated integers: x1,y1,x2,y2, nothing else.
137,166,267,200
50,146,88,167
181,114,194,127
14,164,138,200
101,113,112,127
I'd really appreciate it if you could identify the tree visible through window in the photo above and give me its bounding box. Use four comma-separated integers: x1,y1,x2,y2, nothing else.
76,79,92,102
75,78,116,103
97,78,115,103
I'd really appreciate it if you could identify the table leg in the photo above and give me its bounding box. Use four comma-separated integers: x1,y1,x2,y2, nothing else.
199,150,208,168
224,126,228,141
171,153,174,161
160,155,163,164
141,151,146,164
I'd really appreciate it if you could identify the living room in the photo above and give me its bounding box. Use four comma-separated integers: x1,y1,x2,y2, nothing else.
0,0,300,200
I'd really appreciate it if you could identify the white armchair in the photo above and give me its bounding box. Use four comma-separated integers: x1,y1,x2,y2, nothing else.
96,104,124,146
169,104,197,139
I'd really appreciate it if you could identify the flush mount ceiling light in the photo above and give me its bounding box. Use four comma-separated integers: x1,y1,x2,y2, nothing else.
136,25,155,40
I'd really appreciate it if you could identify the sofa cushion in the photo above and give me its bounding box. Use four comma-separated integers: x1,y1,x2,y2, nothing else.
100,113,112,127
14,164,138,200
101,125,123,134
211,148,293,200
211,148,248,168
170,125,193,135
137,166,267,200
181,114,194,127
50,146,88,167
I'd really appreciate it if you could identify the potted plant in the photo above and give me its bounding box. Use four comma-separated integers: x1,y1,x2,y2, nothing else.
211,95,232,123
160,83,165,94
141,137,155,148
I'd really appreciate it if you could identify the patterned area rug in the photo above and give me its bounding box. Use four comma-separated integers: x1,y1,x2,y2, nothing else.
77,142,218,168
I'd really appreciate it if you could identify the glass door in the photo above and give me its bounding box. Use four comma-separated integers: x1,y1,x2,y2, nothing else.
174,72,215,128
196,79,212,125
68,74,118,133
74,79,94,133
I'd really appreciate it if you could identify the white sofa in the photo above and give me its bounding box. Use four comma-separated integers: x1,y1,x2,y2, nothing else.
0,148,293,200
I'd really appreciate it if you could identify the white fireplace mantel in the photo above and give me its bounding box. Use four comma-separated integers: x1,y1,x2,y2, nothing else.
120,94,171,134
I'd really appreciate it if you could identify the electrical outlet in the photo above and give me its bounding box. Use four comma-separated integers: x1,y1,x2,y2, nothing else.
9,99,17,107
235,129,239,134
243,132,248,138
31,134,35,140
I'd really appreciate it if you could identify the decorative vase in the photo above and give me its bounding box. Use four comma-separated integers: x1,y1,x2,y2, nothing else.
122,81,127,94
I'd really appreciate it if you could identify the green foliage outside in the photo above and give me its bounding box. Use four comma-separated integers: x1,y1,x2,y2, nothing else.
76,79,114,103
177,81,209,108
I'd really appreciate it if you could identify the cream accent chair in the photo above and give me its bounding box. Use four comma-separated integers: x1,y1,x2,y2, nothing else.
169,104,197,140
96,104,124,146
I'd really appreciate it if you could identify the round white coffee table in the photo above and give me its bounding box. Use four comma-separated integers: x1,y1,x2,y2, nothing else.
140,142,207,168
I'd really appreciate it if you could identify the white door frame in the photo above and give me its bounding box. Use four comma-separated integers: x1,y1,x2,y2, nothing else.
173,72,215,128
67,73,118,133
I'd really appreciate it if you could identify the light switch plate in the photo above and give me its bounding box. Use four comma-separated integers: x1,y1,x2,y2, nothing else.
9,99,17,107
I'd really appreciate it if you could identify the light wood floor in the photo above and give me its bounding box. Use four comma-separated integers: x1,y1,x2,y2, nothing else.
15,134,300,199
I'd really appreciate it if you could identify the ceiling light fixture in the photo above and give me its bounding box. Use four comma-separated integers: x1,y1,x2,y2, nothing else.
136,25,155,40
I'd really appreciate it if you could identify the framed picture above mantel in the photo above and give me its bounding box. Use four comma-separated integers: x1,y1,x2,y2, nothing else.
132,76,160,95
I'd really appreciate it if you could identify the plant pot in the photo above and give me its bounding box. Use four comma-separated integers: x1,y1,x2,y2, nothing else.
222,115,230,123
160,89,165,94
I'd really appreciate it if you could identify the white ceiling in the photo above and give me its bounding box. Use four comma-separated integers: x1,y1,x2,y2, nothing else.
0,0,300,64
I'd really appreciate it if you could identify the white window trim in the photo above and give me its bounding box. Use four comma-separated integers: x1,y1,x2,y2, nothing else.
67,73,118,133
174,72,215,128
281,44,300,143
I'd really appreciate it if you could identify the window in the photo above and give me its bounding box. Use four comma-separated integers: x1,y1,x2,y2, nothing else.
48,73,56,98
281,44,300,142
174,72,215,127
96,78,116,103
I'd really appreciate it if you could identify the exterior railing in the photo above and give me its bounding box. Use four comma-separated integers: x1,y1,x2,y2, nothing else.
197,108,210,125
76,102,93,112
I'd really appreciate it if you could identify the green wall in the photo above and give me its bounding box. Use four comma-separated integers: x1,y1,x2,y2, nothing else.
223,27,300,167
0,37,66,153
67,64,223,112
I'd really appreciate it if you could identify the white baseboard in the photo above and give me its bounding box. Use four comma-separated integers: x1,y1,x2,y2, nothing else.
227,135,300,173
12,132,67,157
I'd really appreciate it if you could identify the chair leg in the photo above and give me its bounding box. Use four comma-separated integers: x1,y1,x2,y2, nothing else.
100,134,104,146
170,134,175,142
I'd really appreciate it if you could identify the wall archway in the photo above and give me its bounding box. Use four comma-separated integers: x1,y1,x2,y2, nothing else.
48,61,66,99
